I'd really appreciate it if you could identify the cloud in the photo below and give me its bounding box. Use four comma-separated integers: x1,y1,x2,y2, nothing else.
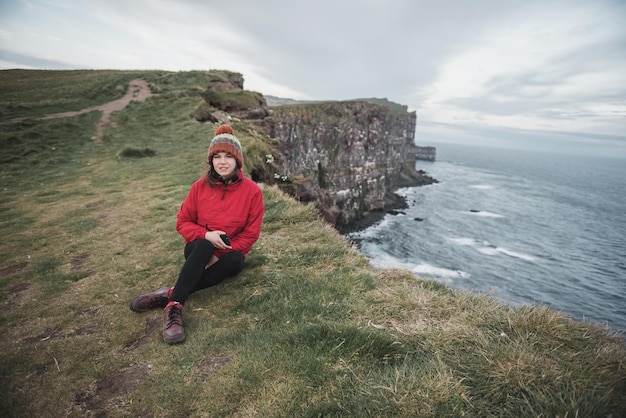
413,0,626,149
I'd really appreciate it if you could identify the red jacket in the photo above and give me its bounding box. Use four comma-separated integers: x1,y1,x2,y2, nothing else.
176,170,264,259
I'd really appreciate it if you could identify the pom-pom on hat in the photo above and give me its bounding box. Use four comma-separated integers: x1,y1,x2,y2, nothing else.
208,124,243,168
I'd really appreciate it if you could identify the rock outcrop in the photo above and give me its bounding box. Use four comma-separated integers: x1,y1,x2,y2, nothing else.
193,71,271,124
416,146,436,161
270,101,437,230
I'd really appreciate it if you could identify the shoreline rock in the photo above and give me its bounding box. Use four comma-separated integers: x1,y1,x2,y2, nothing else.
340,170,438,234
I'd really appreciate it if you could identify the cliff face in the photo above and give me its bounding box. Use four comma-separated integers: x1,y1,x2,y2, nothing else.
271,101,436,229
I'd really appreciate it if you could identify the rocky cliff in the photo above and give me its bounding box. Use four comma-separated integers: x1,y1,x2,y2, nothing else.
270,101,437,230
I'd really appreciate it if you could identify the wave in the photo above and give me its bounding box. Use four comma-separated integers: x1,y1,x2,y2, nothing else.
465,210,505,218
411,263,471,279
448,237,477,246
469,184,495,189
477,246,536,261
448,237,536,262
368,253,470,280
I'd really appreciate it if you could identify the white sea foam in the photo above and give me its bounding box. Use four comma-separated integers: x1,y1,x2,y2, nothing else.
374,216,393,229
369,253,414,270
450,237,535,262
476,247,498,256
411,263,471,279
395,187,411,196
448,237,477,246
469,184,495,189
477,246,535,262
369,255,470,280
466,210,505,218
496,248,536,262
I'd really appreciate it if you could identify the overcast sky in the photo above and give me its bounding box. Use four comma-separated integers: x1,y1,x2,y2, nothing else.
1,0,625,157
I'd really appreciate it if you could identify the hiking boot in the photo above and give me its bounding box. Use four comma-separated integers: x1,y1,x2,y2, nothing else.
163,302,186,344
129,287,171,312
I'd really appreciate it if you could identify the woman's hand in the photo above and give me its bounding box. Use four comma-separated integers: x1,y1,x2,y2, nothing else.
204,230,232,250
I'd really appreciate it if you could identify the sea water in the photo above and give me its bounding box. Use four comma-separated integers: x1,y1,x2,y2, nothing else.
349,143,626,335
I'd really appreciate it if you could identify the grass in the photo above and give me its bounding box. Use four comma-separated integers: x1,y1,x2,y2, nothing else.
0,69,163,120
0,69,625,417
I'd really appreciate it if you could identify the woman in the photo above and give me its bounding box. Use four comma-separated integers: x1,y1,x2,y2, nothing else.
129,124,264,344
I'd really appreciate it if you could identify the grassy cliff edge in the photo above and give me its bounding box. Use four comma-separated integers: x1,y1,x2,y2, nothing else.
1,70,624,417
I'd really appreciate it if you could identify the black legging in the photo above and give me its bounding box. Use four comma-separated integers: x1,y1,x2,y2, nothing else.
170,239,244,304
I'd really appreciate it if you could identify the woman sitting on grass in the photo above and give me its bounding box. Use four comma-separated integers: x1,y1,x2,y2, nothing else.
129,124,264,344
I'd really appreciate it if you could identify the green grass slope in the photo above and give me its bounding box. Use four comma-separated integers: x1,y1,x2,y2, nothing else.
1,69,624,417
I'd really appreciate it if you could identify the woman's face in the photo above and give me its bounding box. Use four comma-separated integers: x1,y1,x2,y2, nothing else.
212,151,237,177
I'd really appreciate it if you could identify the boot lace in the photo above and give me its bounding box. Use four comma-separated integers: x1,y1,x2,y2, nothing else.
166,305,183,328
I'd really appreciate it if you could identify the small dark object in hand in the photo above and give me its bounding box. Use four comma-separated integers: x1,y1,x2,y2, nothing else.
220,234,231,245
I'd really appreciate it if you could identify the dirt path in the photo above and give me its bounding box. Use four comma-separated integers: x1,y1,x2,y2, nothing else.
40,79,152,143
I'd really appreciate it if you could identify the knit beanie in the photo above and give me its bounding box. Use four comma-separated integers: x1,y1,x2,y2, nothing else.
208,125,244,168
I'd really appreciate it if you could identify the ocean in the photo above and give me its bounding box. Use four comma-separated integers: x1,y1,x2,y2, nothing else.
348,143,626,335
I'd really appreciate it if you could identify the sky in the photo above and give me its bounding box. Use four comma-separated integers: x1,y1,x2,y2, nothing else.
1,0,625,158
